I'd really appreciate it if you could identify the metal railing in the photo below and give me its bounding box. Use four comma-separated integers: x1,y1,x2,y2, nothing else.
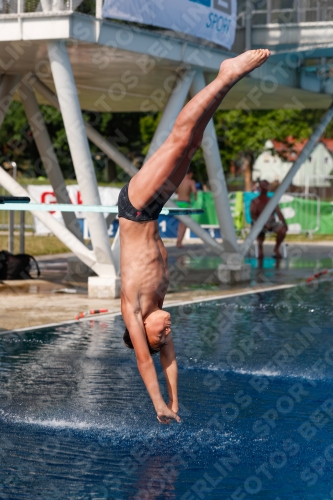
229,191,321,237
0,0,91,17
237,0,333,27
0,187,34,230
2,0,331,25
305,175,333,199
280,192,321,236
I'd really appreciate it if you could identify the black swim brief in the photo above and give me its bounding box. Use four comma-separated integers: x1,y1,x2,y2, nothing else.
118,182,164,222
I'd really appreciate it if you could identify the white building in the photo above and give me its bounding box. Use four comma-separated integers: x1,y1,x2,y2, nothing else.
253,138,333,187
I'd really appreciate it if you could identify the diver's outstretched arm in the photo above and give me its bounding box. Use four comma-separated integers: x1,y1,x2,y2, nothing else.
122,305,180,423
160,334,179,414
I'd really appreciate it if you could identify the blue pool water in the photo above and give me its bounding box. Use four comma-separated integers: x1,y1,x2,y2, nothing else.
1,281,333,499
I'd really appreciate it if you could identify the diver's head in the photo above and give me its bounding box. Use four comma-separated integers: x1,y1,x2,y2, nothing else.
143,309,172,353
123,310,171,355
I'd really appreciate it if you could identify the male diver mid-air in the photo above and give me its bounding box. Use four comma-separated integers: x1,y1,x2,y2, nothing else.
118,49,271,424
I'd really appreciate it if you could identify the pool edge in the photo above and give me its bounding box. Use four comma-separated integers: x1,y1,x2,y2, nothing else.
0,283,296,336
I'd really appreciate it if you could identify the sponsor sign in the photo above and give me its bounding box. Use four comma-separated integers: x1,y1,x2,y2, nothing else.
103,0,237,50
27,185,121,236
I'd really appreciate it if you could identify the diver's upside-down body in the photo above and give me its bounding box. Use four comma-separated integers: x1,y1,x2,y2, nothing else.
118,49,271,424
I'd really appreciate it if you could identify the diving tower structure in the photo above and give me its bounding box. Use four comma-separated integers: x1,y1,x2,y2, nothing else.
0,0,333,294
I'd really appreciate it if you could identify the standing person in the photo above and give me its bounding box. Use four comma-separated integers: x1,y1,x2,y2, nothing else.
250,179,288,259
118,50,271,424
175,169,197,248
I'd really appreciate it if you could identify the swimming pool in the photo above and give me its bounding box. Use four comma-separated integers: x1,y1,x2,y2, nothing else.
1,281,333,499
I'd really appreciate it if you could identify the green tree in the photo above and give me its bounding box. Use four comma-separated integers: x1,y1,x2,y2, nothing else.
0,101,75,178
214,108,318,169
0,101,147,181
1,99,333,186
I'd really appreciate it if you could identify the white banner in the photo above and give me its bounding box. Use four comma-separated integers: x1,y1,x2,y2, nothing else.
27,185,121,236
103,0,237,50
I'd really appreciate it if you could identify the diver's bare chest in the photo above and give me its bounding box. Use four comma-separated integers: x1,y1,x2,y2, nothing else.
121,249,168,291
120,220,168,283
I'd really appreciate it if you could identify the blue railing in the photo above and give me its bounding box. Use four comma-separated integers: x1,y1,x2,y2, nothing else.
0,0,90,16
237,0,333,27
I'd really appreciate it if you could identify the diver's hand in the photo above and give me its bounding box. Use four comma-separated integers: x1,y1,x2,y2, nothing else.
157,406,181,424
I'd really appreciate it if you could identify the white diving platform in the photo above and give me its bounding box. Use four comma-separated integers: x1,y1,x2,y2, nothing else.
0,201,204,216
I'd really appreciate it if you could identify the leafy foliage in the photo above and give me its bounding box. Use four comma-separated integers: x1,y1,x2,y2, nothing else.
1,99,333,184
76,0,96,15
214,108,333,170
139,113,161,155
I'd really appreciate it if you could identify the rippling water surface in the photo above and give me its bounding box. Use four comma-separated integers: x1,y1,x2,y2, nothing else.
1,281,333,499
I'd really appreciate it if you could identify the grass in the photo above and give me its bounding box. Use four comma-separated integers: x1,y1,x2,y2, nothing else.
285,234,332,242
0,235,71,256
0,232,331,259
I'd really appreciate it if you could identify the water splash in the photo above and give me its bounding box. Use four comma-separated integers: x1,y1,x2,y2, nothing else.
180,362,329,382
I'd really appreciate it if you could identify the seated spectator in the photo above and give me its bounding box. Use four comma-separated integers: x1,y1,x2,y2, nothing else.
250,180,288,259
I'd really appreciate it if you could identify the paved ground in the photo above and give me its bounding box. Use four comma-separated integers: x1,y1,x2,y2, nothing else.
1,240,332,332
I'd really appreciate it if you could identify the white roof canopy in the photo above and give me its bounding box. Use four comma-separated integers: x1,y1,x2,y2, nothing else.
0,13,331,111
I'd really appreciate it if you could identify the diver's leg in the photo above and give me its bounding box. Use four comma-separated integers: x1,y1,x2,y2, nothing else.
129,49,270,209
176,221,187,248
273,226,287,258
257,234,265,259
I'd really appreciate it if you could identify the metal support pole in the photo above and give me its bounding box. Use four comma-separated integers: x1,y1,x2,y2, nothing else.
19,210,25,253
8,162,17,253
191,71,239,256
0,74,19,129
145,71,195,161
322,2,327,22
297,0,305,23
111,228,120,276
8,211,14,253
241,104,333,257
31,74,222,253
245,0,252,51
266,0,271,24
296,0,301,23
0,76,19,254
96,0,103,18
19,82,83,242
47,41,116,277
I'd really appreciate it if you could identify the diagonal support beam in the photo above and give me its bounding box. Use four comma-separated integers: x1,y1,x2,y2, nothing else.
190,70,239,256
241,103,333,257
18,81,83,242
29,75,138,177
47,41,116,277
145,70,195,161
